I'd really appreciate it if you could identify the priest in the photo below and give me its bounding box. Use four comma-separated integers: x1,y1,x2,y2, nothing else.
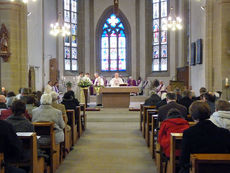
94,73,104,106
109,73,124,87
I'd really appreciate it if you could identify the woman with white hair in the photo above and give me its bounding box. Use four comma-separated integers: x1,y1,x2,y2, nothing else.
32,94,65,144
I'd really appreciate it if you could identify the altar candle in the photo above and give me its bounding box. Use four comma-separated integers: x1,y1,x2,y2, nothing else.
226,78,229,86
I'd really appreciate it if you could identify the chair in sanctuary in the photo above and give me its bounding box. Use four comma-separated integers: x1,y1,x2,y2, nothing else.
15,132,45,173
32,122,60,173
0,153,4,173
190,154,230,173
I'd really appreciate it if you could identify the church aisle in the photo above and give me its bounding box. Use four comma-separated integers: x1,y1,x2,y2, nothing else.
57,108,157,173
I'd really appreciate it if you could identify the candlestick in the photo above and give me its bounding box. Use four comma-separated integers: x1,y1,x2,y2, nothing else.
226,77,229,87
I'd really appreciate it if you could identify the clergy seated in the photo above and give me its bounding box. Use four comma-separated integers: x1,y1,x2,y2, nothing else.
158,92,187,122
6,100,34,132
32,94,65,144
0,120,26,173
127,76,137,86
144,93,161,106
179,101,230,173
158,109,189,158
210,100,230,131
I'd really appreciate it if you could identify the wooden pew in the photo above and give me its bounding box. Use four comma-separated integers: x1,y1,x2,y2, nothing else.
32,122,60,173
76,106,82,137
80,103,87,130
16,132,45,173
150,114,159,158
145,109,158,147
190,154,230,173
0,153,4,173
66,110,78,145
139,104,144,131
169,133,183,173
142,105,156,138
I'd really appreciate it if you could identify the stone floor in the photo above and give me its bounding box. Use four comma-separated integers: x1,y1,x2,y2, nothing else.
56,108,157,173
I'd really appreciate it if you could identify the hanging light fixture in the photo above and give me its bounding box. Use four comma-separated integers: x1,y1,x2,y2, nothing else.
50,12,70,37
114,0,119,16
166,7,183,31
10,0,37,3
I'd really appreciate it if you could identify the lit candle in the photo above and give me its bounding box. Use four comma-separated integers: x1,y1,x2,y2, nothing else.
226,78,229,86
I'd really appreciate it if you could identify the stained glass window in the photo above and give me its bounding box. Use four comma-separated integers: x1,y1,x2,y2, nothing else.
64,0,78,71
152,0,168,72
100,14,127,72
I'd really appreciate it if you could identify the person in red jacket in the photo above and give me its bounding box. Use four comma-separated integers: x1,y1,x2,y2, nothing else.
158,108,189,158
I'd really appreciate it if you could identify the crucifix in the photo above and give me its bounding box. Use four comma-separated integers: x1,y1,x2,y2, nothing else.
114,0,119,16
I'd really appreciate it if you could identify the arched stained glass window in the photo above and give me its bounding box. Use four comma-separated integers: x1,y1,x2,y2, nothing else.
63,0,78,71
101,14,127,72
152,0,168,72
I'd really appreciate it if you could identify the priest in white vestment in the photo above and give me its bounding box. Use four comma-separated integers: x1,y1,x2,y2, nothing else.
156,80,166,97
44,81,53,94
94,73,104,106
109,73,124,87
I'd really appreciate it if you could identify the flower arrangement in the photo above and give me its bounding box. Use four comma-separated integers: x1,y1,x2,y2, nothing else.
78,78,92,88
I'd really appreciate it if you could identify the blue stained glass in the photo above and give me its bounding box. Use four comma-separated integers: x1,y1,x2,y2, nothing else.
101,13,127,72
72,48,77,59
103,23,108,29
72,24,77,35
118,23,124,29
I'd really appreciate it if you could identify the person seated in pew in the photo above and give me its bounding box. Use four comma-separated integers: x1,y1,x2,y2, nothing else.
6,92,16,108
51,91,71,130
144,93,161,106
210,100,230,131
194,87,207,101
26,96,37,115
201,92,216,114
32,94,65,144
156,92,167,109
179,101,230,173
158,108,189,158
158,92,187,122
178,90,194,114
0,120,26,173
0,95,7,110
6,100,34,132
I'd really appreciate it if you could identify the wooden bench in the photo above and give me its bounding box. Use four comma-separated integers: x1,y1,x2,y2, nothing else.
80,103,87,131
0,153,4,173
76,106,82,137
150,114,159,159
15,132,45,173
66,110,78,145
139,104,144,131
142,105,156,138
190,154,230,173
169,133,183,173
145,109,158,147
32,122,60,173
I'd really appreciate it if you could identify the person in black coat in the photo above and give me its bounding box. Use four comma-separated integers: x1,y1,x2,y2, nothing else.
0,120,26,173
178,90,194,114
179,101,230,173
144,93,161,106
158,92,187,122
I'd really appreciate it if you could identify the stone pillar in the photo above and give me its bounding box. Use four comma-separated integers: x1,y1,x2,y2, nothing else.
0,0,28,93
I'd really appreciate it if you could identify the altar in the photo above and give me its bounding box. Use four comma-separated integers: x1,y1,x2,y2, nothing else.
100,87,139,108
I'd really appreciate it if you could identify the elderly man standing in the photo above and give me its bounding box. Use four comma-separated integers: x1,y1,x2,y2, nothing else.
32,94,65,144
94,73,104,106
110,72,124,87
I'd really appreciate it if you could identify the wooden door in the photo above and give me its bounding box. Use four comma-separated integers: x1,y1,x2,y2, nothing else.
50,58,58,83
177,66,189,89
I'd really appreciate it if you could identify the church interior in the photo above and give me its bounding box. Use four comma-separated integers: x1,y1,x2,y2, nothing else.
0,0,230,173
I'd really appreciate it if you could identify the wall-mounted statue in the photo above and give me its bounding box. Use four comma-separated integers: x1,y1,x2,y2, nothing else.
0,24,11,62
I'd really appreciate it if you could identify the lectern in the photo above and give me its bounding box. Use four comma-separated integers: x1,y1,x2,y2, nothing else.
101,87,139,108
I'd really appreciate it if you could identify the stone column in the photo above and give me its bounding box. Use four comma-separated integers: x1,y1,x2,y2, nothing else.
0,0,28,93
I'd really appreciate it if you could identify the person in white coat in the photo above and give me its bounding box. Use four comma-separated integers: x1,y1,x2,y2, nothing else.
210,100,230,131
94,73,104,106
44,81,53,94
109,73,124,87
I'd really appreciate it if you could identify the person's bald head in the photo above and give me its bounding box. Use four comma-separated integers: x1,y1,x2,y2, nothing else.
0,95,6,103
115,73,119,78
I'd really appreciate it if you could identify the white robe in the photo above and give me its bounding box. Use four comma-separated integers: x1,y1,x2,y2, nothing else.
44,84,52,94
109,77,124,87
75,76,82,100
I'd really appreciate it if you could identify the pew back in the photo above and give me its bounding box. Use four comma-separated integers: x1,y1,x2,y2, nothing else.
142,105,156,137
0,153,4,173
66,109,78,145
190,154,230,173
145,109,158,146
